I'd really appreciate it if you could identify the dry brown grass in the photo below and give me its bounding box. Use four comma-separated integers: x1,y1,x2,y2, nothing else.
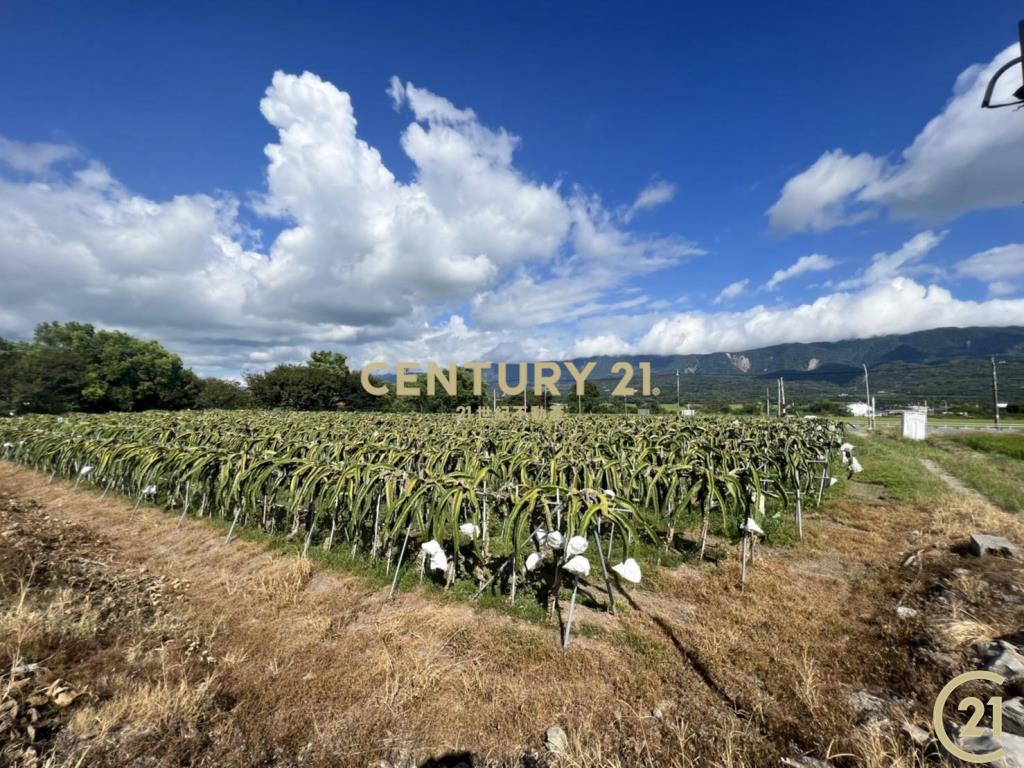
846,719,930,768
927,493,1024,543
935,615,996,647
252,557,314,603
70,672,218,743
0,583,106,654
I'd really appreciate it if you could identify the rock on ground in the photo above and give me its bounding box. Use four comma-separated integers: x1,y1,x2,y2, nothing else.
978,641,1024,678
544,726,568,755
1005,697,1024,737
849,690,887,716
958,729,1024,768
970,534,1020,559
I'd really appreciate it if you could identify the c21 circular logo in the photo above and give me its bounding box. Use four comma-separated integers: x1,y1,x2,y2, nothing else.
932,671,1006,764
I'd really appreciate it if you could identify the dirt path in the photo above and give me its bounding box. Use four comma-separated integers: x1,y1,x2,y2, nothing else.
919,458,986,499
3,460,1023,767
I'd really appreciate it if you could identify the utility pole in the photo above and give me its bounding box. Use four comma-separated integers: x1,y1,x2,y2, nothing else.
862,363,872,431
766,387,770,418
777,378,783,417
992,356,1001,429
676,369,680,413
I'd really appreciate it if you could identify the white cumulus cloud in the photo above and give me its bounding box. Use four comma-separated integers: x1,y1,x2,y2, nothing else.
0,71,701,377
836,230,945,289
633,278,1024,355
0,137,79,174
769,43,1024,232
956,243,1024,297
767,151,882,233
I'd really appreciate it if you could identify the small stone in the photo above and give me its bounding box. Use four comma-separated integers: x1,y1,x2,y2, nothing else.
53,690,79,708
901,721,930,746
849,690,887,716
652,707,664,720
969,534,1020,559
896,606,918,619
545,725,569,754
958,728,1024,767
901,552,920,568
1005,697,1024,737
980,641,1024,678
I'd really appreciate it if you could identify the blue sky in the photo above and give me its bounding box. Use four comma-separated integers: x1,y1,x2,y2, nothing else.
1,1,1023,376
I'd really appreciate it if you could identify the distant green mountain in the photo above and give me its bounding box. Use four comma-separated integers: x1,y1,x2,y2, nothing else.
569,326,1024,407
568,326,1024,378
433,326,1023,407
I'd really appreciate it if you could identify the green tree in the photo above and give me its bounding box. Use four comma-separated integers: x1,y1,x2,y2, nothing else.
408,366,490,413
11,345,86,413
308,350,350,375
245,365,338,410
245,351,392,412
579,381,602,413
0,338,23,414
196,378,255,410
6,322,197,413
81,332,196,411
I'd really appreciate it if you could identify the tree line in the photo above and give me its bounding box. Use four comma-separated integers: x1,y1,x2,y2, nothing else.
0,321,610,414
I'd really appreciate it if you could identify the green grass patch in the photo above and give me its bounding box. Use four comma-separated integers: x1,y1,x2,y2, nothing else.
845,430,949,502
948,432,1024,462
839,429,1024,513
927,439,1024,513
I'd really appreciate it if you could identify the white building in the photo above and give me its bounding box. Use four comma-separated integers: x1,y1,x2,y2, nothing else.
846,402,873,417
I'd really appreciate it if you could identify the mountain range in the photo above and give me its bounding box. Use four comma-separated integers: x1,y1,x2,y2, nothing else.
563,326,1024,406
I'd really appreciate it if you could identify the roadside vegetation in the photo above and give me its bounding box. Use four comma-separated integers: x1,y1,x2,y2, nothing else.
845,428,1024,513
948,431,1024,461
